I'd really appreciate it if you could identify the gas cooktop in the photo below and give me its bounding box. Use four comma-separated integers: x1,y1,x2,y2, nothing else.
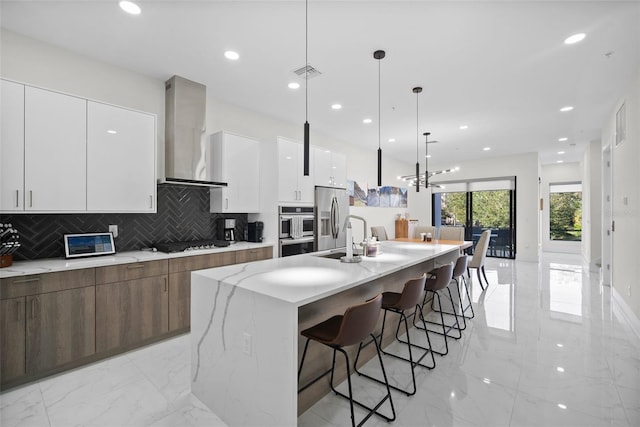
152,239,230,253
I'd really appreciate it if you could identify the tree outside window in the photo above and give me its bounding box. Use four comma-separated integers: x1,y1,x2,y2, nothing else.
549,183,582,241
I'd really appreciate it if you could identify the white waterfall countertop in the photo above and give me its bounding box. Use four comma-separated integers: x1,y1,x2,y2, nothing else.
190,240,461,427
191,240,460,307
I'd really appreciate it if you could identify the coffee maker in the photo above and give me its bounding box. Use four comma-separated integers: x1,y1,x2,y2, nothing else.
216,218,236,242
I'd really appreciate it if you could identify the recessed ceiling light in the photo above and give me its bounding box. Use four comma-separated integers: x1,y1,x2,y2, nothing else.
557,404,567,410
557,160,564,163
557,367,565,372
331,104,342,110
224,51,240,60
388,138,395,143
425,154,431,158
119,1,141,15
557,343,564,347
363,118,372,124
106,130,117,134
560,106,574,112
455,166,460,171
459,125,469,130
288,82,300,89
558,137,568,142
564,33,586,45
558,151,565,155
483,147,491,151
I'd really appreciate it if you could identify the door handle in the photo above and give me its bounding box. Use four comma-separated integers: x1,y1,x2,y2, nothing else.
12,277,40,284
16,190,19,208
225,198,229,209
29,190,33,208
149,195,153,209
17,300,22,321
164,277,168,293
126,264,145,269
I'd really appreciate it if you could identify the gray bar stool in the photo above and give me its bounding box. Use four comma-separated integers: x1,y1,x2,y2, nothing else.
354,273,435,396
432,255,474,326
414,263,462,356
297,294,395,427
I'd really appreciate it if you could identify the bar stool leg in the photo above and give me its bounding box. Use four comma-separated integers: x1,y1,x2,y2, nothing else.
329,337,396,426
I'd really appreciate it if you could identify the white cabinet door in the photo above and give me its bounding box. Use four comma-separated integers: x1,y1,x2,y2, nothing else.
313,147,332,187
277,137,300,203
24,86,87,211
313,147,347,189
87,102,156,212
209,132,259,213
278,137,314,204
1,80,25,211
330,151,347,189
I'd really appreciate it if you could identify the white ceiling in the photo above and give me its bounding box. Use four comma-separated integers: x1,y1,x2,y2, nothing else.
2,1,639,169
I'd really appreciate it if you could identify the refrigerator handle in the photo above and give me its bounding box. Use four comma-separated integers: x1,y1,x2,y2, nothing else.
331,196,340,239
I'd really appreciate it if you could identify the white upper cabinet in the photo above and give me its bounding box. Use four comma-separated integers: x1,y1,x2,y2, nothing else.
87,101,156,212
24,86,87,212
313,146,347,189
1,80,25,211
209,131,260,213
277,137,314,204
1,79,158,214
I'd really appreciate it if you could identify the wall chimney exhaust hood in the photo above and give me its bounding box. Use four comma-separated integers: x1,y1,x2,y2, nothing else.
161,75,227,187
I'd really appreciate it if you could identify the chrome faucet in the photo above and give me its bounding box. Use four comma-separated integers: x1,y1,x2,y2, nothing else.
343,214,368,242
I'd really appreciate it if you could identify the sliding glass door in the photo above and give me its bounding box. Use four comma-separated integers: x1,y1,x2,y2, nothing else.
433,178,516,259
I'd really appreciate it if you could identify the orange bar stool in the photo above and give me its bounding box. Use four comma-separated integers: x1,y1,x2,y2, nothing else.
414,263,461,356
297,294,396,427
354,274,435,397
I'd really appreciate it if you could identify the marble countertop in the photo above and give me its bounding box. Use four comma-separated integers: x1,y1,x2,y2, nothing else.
0,241,275,279
192,240,460,307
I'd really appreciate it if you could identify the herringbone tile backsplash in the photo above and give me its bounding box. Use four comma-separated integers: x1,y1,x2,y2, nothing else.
1,185,247,260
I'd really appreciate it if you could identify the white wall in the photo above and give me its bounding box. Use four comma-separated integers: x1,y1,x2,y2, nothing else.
430,152,540,262
601,67,640,323
540,162,582,254
582,140,602,271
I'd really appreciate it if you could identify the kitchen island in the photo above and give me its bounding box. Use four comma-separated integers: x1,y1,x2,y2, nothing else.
190,240,460,426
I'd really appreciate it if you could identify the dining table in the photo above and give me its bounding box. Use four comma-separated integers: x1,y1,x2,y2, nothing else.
393,238,473,252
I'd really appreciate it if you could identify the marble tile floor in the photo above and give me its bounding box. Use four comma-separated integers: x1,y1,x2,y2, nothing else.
1,253,639,427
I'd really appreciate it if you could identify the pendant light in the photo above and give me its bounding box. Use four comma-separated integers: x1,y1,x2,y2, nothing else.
303,0,310,176
424,132,431,189
374,50,385,187
413,87,422,192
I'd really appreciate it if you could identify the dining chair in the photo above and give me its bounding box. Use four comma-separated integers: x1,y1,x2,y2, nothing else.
438,226,464,241
370,226,389,241
468,229,491,290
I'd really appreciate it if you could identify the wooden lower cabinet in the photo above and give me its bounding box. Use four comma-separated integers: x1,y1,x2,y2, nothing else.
1,297,26,382
26,287,96,375
235,246,273,263
169,272,190,331
96,275,169,352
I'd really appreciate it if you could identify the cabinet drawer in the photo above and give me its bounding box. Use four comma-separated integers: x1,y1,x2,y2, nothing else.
168,251,236,273
0,269,95,300
235,247,273,264
95,260,168,284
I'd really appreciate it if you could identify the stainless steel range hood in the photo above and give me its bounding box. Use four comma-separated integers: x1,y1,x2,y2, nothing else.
161,75,227,187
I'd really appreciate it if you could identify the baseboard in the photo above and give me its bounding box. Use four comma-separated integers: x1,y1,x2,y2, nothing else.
612,287,640,341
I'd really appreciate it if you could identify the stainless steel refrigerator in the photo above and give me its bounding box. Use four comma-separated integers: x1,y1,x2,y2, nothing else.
315,186,349,251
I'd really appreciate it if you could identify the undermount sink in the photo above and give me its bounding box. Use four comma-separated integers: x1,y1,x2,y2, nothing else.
316,251,348,259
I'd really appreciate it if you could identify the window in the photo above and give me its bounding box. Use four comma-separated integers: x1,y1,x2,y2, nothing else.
549,183,582,241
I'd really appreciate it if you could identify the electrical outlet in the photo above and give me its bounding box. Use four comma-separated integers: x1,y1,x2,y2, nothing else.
243,333,252,356
109,225,118,238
